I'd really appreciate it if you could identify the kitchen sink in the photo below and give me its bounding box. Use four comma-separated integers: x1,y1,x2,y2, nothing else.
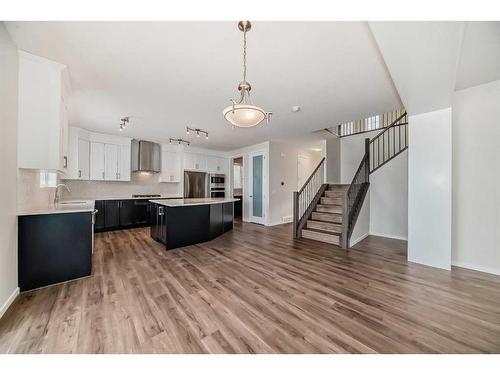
58,201,88,205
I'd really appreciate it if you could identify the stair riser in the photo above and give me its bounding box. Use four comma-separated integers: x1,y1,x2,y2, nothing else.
316,205,343,214
324,191,345,198
311,212,343,223
306,221,342,233
321,197,343,205
302,229,340,245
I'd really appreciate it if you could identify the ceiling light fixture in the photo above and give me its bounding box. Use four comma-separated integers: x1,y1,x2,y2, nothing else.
119,116,130,131
186,126,209,140
223,21,271,128
169,138,190,146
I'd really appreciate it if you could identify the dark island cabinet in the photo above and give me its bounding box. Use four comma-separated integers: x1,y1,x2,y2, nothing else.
95,199,152,232
18,212,93,291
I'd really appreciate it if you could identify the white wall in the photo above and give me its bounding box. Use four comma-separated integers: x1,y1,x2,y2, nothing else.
370,150,408,240
408,108,452,270
0,23,19,318
325,137,341,183
452,80,500,275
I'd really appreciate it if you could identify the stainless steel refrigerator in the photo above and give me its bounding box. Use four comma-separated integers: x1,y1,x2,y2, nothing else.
184,171,209,198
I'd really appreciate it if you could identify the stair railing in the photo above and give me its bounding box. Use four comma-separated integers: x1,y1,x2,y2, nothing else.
341,139,370,248
369,112,408,174
293,157,326,239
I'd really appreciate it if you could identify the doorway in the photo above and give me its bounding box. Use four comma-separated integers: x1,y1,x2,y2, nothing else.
249,151,266,224
231,156,243,219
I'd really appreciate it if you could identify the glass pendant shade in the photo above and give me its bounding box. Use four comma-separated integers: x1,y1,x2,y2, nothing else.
223,104,267,128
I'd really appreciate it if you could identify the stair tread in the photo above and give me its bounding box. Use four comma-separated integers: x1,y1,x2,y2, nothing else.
306,220,342,235
303,228,341,236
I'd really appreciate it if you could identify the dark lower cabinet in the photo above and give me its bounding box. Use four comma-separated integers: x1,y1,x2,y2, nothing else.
18,212,93,292
223,202,234,232
95,199,152,232
104,200,120,230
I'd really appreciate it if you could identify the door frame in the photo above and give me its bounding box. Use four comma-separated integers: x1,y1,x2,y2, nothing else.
248,150,266,224
230,154,244,219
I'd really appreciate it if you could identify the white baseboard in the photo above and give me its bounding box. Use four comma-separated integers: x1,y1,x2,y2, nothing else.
452,261,500,276
350,233,369,247
369,231,408,241
0,287,19,320
266,221,286,227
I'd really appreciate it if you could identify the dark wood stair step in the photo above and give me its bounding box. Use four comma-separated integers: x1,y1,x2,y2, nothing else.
306,220,342,234
301,228,340,245
311,212,343,223
315,204,343,214
324,190,345,198
320,197,343,205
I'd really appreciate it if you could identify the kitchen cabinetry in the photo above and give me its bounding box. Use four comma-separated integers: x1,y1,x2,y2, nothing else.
18,211,92,291
150,203,167,244
17,51,71,172
160,151,181,183
94,199,152,232
90,142,106,180
183,152,207,171
77,139,90,179
207,156,226,173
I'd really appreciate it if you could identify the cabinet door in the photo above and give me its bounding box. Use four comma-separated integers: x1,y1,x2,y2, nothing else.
216,157,227,173
104,200,120,229
161,151,181,182
59,98,69,172
94,200,105,232
77,138,90,179
118,144,131,181
206,155,217,172
90,142,105,180
118,200,135,228
183,152,196,170
104,144,119,180
195,154,207,171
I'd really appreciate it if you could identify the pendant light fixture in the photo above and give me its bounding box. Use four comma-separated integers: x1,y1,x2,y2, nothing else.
223,21,271,128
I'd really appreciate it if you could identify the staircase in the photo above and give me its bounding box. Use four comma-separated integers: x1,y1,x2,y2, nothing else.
301,184,348,245
293,111,408,248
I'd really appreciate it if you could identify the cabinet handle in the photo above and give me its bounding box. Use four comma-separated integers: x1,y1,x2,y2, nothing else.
118,172,120,179
63,156,68,168
78,170,81,178
195,163,198,169
102,171,105,179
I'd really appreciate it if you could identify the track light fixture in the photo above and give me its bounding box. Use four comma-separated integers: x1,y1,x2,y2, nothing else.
169,138,190,146
186,126,209,140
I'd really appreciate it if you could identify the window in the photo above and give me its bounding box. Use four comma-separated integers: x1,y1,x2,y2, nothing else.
40,171,57,188
233,164,243,189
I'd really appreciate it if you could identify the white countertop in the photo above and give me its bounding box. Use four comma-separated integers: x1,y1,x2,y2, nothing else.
17,200,96,216
84,195,182,201
149,198,238,207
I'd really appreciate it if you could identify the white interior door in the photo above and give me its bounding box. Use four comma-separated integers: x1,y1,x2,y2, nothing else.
249,151,266,224
297,154,312,189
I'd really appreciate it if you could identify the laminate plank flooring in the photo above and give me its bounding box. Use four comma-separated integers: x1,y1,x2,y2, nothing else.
1,221,500,353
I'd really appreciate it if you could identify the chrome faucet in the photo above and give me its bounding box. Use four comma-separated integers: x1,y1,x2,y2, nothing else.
54,184,71,206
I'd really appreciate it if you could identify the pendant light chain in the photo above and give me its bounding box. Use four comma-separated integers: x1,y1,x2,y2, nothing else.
243,27,247,84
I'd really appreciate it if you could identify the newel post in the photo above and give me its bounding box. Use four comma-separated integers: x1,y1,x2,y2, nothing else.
293,191,299,239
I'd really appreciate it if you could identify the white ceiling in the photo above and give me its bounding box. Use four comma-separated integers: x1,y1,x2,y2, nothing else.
455,22,500,91
5,21,402,150
369,21,465,116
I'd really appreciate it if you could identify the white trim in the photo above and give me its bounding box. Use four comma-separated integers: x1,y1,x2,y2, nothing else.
0,287,19,320
452,261,500,276
349,232,369,247
369,231,408,241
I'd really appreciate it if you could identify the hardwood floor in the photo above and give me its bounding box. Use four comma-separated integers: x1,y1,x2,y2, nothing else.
1,221,500,353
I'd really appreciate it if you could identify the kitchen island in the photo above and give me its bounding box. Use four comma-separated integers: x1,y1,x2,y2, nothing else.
149,198,238,250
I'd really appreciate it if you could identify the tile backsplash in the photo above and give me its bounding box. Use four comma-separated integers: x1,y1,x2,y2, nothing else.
63,171,181,200
17,169,55,211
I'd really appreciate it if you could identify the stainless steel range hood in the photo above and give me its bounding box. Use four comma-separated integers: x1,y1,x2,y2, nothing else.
131,139,161,173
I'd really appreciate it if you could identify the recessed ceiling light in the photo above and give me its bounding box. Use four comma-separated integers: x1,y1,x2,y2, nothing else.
292,106,301,112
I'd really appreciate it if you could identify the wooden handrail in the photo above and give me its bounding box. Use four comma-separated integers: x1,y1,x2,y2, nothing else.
298,157,325,194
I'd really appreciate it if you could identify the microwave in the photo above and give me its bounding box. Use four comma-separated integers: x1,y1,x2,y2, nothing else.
210,174,225,186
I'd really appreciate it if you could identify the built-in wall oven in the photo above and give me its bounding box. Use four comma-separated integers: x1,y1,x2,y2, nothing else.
210,173,226,198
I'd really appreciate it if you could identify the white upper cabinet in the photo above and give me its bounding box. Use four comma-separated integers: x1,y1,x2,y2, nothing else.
77,138,90,180
104,144,119,180
182,152,197,170
18,51,71,172
160,151,181,183
90,142,105,181
118,144,131,181
207,156,227,173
